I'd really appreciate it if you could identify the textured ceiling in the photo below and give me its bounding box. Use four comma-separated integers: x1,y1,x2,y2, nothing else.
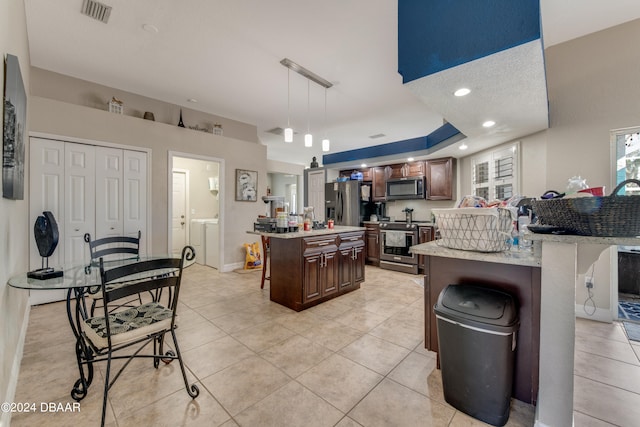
22,0,640,167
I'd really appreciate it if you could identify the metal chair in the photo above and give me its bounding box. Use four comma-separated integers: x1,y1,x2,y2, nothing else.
84,231,142,316
79,245,199,426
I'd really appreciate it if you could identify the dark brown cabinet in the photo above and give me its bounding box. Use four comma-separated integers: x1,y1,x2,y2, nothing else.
372,167,386,201
338,232,365,291
426,157,455,200
339,167,372,181
269,231,365,311
417,225,435,273
386,161,425,179
302,235,338,304
364,223,380,265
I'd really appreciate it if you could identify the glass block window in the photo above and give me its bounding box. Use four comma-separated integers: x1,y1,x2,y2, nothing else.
471,142,519,201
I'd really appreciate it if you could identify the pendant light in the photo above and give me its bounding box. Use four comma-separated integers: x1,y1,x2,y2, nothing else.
304,80,313,147
284,68,293,143
322,87,330,152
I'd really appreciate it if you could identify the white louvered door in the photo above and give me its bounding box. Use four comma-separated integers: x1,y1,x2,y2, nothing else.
95,146,124,239
65,143,95,264
123,150,148,255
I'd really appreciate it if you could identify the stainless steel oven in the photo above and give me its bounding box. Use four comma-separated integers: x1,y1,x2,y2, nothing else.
379,222,419,274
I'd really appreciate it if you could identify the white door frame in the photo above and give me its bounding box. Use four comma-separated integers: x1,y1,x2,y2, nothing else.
171,168,190,256
167,151,225,269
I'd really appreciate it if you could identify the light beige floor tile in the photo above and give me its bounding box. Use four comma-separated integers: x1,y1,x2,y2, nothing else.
369,314,424,350
348,378,455,427
233,380,344,427
575,329,639,365
175,319,227,351
260,334,333,378
201,355,290,416
272,310,324,334
387,350,438,396
230,320,296,352
334,416,364,427
338,333,411,375
575,350,640,394
297,353,383,413
306,298,353,319
183,335,255,379
116,384,230,427
299,321,364,352
574,375,640,426
573,411,617,427
334,307,389,333
576,317,628,343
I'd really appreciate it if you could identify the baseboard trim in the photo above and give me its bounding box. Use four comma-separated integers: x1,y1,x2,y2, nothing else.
0,305,30,427
222,262,244,272
575,304,613,323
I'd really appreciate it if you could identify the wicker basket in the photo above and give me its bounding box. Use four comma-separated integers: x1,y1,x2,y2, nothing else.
531,179,640,237
432,207,515,252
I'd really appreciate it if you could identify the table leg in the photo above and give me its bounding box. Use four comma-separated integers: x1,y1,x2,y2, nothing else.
66,287,94,401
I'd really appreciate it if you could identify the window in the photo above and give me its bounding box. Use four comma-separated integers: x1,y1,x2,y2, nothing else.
471,142,520,201
613,127,640,194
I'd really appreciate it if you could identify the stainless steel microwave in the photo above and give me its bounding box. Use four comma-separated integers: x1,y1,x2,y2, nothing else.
386,176,426,200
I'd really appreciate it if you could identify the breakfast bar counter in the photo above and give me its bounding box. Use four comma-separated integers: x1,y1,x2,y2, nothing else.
411,241,541,405
248,226,366,311
413,235,640,427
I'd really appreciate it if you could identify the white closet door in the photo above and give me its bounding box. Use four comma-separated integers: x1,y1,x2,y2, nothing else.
29,137,66,304
123,150,147,255
95,146,124,238
65,143,95,264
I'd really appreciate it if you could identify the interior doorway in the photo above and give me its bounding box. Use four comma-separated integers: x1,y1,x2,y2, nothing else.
168,152,224,270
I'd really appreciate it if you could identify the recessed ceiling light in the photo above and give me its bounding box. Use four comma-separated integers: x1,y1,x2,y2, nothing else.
483,120,496,128
454,88,471,97
142,23,159,33
407,157,414,162
360,163,367,168
459,143,468,150
187,98,198,103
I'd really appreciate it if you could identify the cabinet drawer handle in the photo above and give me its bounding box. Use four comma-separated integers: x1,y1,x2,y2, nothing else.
317,242,330,246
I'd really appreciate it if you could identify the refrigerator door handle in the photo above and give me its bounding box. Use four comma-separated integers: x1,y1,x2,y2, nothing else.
337,191,342,223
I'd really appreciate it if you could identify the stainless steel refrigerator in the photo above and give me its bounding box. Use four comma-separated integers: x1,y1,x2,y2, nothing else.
325,181,375,226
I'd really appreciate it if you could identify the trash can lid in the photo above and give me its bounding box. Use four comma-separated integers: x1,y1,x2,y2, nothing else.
435,284,518,329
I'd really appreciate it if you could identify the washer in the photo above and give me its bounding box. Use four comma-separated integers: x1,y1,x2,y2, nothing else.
204,219,219,269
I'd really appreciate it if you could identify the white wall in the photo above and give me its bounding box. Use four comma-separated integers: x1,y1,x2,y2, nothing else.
29,96,266,269
0,1,31,425
458,19,640,318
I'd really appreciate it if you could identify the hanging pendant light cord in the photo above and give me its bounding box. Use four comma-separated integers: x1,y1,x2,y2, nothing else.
307,80,310,133
287,68,290,128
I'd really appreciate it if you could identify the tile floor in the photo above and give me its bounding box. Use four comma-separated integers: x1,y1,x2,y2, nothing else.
10,264,640,426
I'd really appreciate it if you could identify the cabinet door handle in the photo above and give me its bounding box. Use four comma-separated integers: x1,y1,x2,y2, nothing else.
321,253,326,268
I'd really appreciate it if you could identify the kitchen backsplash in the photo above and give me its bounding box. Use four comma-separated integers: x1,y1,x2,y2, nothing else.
385,199,455,222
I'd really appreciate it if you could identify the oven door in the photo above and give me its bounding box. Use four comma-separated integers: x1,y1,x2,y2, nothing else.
380,229,417,263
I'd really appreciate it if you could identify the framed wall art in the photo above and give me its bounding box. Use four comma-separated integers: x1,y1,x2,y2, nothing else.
236,169,257,202
3,54,27,200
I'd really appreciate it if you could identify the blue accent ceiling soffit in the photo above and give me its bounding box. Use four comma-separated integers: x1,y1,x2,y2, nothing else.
398,0,541,84
322,122,463,165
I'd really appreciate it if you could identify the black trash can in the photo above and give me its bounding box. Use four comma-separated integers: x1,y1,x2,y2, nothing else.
434,284,519,427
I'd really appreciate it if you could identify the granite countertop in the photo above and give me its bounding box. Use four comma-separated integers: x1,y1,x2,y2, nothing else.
363,221,435,226
526,231,640,246
248,225,365,239
410,240,541,267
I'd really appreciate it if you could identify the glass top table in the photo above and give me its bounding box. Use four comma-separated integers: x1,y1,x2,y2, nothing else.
7,256,174,290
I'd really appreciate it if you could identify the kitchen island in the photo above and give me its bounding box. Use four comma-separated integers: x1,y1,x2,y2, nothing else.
248,226,365,311
410,240,541,405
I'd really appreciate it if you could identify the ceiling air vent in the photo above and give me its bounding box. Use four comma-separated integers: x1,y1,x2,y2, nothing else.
369,133,386,139
81,0,112,24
